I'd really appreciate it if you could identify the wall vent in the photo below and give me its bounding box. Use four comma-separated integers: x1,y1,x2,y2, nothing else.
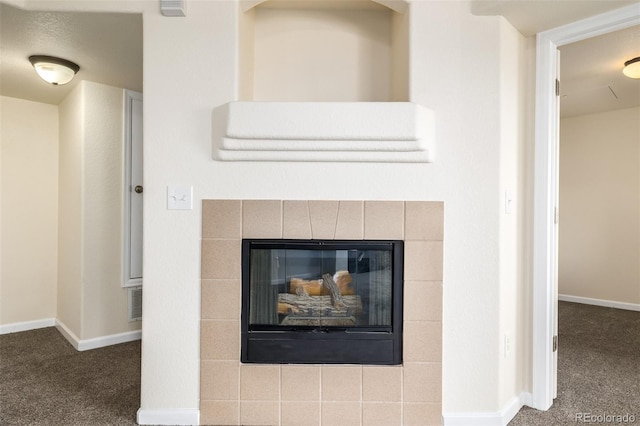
128,286,143,322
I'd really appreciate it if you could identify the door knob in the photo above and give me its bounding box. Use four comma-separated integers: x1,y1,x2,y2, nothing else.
134,185,143,194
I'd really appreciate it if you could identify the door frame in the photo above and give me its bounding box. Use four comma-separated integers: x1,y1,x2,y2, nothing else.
532,3,640,410
123,89,143,288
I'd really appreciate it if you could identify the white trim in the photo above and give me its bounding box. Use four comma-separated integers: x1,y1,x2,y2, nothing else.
559,295,640,312
55,319,82,350
137,408,200,425
443,392,532,426
532,3,640,411
77,329,141,351
55,319,141,351
0,318,56,335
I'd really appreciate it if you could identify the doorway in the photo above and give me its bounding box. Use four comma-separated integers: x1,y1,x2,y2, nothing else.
532,3,640,410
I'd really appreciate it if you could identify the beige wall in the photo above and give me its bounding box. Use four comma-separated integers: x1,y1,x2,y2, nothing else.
58,80,141,340
1,96,59,325
81,81,140,339
559,106,640,304
57,84,84,336
252,7,393,101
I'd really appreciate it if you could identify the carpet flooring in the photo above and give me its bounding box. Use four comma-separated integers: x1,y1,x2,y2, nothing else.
1,302,638,425
0,327,140,426
509,301,640,425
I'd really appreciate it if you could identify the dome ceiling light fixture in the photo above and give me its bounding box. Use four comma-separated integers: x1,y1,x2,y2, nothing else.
28,55,80,85
622,56,640,79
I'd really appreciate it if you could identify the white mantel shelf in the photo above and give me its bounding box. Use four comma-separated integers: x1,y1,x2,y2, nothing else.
212,101,435,163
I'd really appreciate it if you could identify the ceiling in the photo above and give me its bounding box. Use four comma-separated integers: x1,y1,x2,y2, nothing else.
0,0,639,118
559,25,640,118
0,2,142,105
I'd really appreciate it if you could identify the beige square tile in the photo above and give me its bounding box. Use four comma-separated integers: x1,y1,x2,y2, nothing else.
281,365,320,401
403,281,442,322
242,200,282,238
334,201,364,239
309,200,340,239
202,200,242,239
283,201,312,239
201,320,239,361
362,366,401,401
201,239,241,279
201,279,240,320
282,401,320,426
321,401,361,426
200,400,240,426
403,363,441,402
362,402,401,426
404,241,443,281
403,321,442,363
200,361,239,400
322,366,362,401
240,400,279,426
405,202,444,241
240,365,280,400
404,402,442,426
364,201,404,240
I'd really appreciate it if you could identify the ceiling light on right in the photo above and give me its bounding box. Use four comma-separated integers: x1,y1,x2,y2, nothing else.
623,56,640,79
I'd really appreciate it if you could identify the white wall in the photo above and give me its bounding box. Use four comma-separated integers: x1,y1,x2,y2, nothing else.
141,0,529,416
58,80,141,340
1,96,59,326
58,83,84,336
559,107,640,305
82,81,140,339
19,0,532,419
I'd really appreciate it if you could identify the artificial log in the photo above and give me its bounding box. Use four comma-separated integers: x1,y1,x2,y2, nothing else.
278,293,363,318
322,273,345,308
289,271,354,296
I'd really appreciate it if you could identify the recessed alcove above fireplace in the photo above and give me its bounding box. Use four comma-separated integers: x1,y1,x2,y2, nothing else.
239,0,409,102
212,0,435,163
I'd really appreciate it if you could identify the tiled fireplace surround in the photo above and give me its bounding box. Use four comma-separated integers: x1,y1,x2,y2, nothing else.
200,200,443,425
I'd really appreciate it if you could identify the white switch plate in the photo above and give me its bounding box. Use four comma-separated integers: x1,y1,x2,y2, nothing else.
167,185,193,210
505,190,515,215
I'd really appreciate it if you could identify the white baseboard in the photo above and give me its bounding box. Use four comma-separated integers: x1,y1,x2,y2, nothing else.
443,392,532,426
137,408,200,425
55,319,141,351
559,294,640,312
0,318,56,335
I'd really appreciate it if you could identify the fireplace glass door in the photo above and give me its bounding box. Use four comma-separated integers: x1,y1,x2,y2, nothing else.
241,240,403,364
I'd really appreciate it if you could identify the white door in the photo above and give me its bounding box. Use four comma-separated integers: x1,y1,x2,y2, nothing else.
124,90,143,287
553,49,560,399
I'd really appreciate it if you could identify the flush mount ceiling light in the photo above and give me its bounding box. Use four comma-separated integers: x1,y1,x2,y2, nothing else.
28,55,80,85
623,56,640,79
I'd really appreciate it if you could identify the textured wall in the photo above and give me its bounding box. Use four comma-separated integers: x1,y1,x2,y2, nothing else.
0,96,59,326
559,107,640,305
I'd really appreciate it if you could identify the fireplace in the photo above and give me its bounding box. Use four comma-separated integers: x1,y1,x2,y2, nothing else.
200,200,443,426
241,239,404,364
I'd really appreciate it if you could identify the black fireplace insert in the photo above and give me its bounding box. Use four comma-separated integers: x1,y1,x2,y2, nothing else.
241,239,403,364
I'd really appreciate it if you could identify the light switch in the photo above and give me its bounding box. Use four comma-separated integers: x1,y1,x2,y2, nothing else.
167,185,193,210
505,190,515,214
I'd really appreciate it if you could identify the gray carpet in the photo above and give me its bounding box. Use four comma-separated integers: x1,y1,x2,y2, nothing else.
1,302,638,425
0,327,140,425
509,301,640,425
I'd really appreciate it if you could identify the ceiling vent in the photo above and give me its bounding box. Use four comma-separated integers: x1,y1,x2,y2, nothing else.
160,0,187,17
